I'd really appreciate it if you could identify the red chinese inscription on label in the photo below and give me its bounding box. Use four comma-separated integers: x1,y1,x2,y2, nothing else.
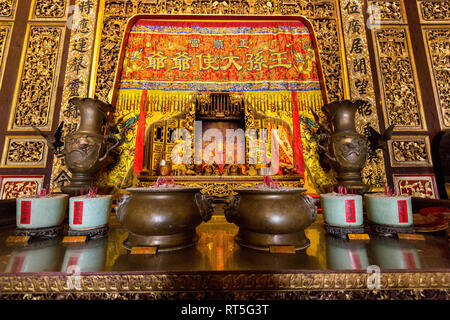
73,201,83,225
11,256,24,273
349,252,362,269
345,199,356,223
20,201,31,224
66,256,79,272
403,251,417,269
397,200,408,223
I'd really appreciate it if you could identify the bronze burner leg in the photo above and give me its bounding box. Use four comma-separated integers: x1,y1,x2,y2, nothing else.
123,229,199,252
235,229,310,252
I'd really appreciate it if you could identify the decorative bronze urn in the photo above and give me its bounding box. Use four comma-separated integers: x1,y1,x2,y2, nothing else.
224,187,317,251
61,98,120,196
116,187,214,251
320,100,369,194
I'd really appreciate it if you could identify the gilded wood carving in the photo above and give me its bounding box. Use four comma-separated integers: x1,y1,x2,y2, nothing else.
372,27,426,131
0,0,16,19
422,27,450,129
33,0,68,19
8,25,65,131
388,136,432,167
418,0,450,23
1,136,48,168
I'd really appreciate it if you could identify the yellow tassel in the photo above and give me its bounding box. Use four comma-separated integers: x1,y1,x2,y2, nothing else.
158,94,161,112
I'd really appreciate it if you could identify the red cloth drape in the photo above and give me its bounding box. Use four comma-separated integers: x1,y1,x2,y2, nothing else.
291,91,305,176
133,90,147,174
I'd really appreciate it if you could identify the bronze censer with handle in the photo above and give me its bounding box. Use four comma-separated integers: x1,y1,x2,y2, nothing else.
116,185,214,251
224,186,317,251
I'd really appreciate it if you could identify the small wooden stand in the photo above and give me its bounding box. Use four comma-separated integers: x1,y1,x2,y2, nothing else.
369,222,415,237
324,223,366,239
13,225,64,240
67,225,109,240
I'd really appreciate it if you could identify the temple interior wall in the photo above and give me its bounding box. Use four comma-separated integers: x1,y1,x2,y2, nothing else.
0,0,448,199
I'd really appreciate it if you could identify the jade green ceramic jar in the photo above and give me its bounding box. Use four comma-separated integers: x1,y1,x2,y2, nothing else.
6,238,63,273
365,194,413,227
326,236,369,270
16,194,68,229
69,195,112,230
61,237,108,273
320,193,363,227
370,236,421,269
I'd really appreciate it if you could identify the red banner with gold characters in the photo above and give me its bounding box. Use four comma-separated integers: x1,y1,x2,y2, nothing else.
119,20,321,92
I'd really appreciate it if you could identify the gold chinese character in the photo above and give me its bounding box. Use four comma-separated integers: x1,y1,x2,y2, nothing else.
267,51,292,69
190,39,200,48
196,53,219,71
220,52,243,71
246,51,267,71
145,51,167,71
172,51,192,71
238,39,250,49
214,39,224,49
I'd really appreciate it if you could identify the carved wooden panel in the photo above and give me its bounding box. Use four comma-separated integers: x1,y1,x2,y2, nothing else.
417,0,450,24
0,0,16,19
0,175,44,199
372,27,426,131
393,174,439,199
32,0,68,20
388,136,432,167
422,27,450,129
368,0,406,24
0,22,12,89
1,136,48,168
8,24,65,131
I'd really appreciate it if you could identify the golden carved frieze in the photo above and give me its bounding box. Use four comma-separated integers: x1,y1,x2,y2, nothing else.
0,272,448,294
339,0,387,190
1,136,48,168
32,0,68,20
418,0,450,23
50,0,99,190
0,0,16,19
8,24,65,131
388,135,433,167
368,0,406,24
422,27,450,129
372,27,426,131
137,178,303,197
0,22,12,89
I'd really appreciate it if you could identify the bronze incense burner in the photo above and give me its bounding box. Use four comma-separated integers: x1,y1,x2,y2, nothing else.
116,187,213,251
224,187,317,251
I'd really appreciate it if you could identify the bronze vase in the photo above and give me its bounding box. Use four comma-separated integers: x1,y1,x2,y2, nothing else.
61,98,120,196
325,100,369,194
